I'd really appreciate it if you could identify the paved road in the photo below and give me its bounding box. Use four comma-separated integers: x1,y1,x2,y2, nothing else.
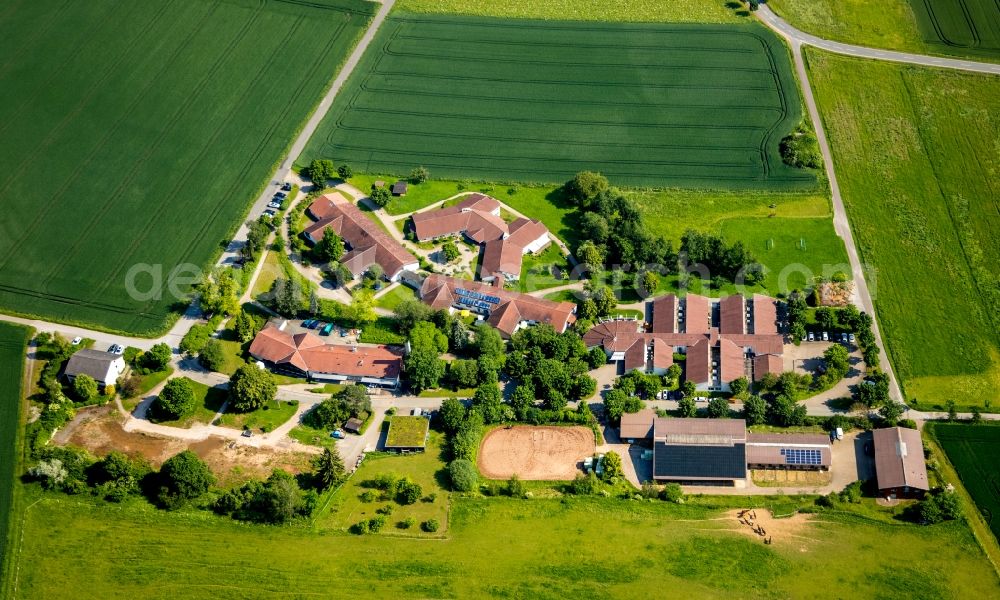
757,5,1000,75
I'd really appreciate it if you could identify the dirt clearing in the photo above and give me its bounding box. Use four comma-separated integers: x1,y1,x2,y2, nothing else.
726,509,818,551
478,426,595,480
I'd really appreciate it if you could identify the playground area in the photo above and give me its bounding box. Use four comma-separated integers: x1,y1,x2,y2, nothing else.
477,426,595,480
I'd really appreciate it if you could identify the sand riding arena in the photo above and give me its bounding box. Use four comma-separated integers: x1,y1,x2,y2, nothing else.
477,426,596,480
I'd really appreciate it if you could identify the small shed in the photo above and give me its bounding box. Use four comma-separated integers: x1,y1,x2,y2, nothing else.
384,415,429,452
344,417,364,434
373,180,385,190
391,180,408,196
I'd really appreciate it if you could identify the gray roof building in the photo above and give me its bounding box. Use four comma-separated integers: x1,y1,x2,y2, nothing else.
652,418,748,484
64,349,125,387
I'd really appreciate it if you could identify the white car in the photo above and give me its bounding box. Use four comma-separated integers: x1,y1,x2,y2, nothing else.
807,332,815,342
822,331,829,341
71,336,82,345
108,344,124,355
267,201,282,209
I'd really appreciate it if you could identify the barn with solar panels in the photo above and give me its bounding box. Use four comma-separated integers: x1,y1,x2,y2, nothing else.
652,418,748,486
745,433,832,471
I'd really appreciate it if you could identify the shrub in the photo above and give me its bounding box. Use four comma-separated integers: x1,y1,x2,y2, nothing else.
73,374,99,402
661,483,684,503
198,339,226,372
422,518,440,532
448,459,478,492
506,474,526,498
568,471,601,495
398,518,416,530
396,479,422,505
376,504,394,516
153,378,196,421
360,490,378,503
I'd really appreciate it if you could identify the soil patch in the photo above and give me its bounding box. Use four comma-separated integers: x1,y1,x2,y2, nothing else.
725,509,817,551
478,426,594,480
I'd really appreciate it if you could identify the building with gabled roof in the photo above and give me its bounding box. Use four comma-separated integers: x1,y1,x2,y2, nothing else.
653,418,748,486
64,349,126,388
249,325,403,388
584,294,785,392
873,427,929,498
303,194,417,282
419,273,575,337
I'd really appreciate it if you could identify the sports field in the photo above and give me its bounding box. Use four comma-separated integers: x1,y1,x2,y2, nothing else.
0,0,375,335
8,490,1000,598
807,50,1000,410
0,322,28,594
931,423,1000,542
300,16,815,189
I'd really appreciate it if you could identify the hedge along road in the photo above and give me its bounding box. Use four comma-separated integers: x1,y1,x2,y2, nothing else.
299,15,815,189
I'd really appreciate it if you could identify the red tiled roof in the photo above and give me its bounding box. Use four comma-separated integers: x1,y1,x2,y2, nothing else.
719,338,746,384
651,294,677,333
686,337,711,384
249,326,402,379
753,354,783,381
752,294,779,334
304,195,416,279
719,295,746,335
873,427,929,491
623,339,647,371
684,294,710,334
651,338,674,371
411,194,506,242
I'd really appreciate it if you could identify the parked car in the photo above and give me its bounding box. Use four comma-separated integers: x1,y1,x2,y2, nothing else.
281,182,292,191
849,333,856,344
302,319,315,328
822,331,829,341
241,429,253,438
263,209,276,217
320,323,334,336
267,201,281,209
71,336,82,345
274,191,287,199
311,321,326,330
331,430,345,439
108,344,124,354
807,332,815,342
841,333,849,343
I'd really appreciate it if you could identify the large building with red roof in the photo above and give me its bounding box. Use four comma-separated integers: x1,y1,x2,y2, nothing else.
249,325,403,388
419,273,575,338
583,294,784,392
410,193,551,282
303,194,418,282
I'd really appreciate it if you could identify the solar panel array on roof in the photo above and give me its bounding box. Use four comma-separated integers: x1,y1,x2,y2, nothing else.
780,448,823,466
455,288,500,305
653,442,747,479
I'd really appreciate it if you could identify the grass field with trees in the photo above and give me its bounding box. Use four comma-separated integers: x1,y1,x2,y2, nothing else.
301,16,815,189
0,0,375,335
0,322,29,591
806,50,1000,410
8,486,999,598
929,423,1000,542
768,0,1000,61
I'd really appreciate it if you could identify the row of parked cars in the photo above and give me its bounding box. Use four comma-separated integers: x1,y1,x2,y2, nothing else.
263,182,292,217
302,318,352,338
808,331,855,344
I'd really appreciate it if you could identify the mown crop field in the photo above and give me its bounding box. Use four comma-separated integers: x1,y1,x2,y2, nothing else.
909,0,1000,58
300,16,815,189
0,322,29,592
807,50,1000,411
930,423,1000,542
0,0,375,335
9,488,1000,599
394,0,747,22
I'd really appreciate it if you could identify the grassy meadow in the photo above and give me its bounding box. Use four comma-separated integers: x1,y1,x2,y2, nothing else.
0,322,29,593
0,0,375,335
7,487,999,599
301,16,813,189
806,50,1000,410
151,378,226,428
929,423,1000,542
394,0,748,22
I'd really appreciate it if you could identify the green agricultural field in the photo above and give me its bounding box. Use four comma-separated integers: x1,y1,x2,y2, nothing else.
300,15,815,189
807,50,1000,410
930,423,1000,542
9,488,1000,598
768,0,1000,61
0,0,376,335
394,0,747,23
0,322,29,593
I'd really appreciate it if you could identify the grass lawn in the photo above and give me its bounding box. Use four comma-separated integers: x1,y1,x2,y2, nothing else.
373,284,419,311
807,50,1000,410
10,485,1000,598
150,378,227,428
769,0,1000,61
385,416,430,449
301,16,812,190
315,431,449,534
0,0,376,334
217,399,298,434
121,367,175,412
418,387,475,398
289,424,339,450
357,317,406,345
0,322,29,595
251,251,283,300
394,0,747,22
517,245,571,293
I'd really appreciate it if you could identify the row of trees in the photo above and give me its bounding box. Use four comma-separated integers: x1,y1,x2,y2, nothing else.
504,325,599,414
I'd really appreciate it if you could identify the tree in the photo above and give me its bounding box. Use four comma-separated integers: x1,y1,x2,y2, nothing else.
229,365,276,412
641,270,659,297
304,396,350,430
312,448,345,490
681,380,696,397
270,277,303,316
857,372,889,408
576,240,605,271
790,321,807,344
308,159,335,187
198,339,226,372
472,384,504,424
313,228,345,263
769,395,807,427
244,218,271,261
154,378,196,421
337,164,353,179
474,324,505,358
815,307,835,330
448,459,478,492
393,299,434,333
157,450,214,507
971,407,983,424
441,241,461,263
340,384,371,417
234,309,264,344
346,288,377,325
678,395,697,418
748,0,760,12
742,395,768,425
396,479,422,505
448,359,479,389
370,185,391,208
509,384,535,420
73,374,99,402
506,474,526,498
142,343,172,372
878,401,906,426
439,397,467,434
602,451,623,480
603,388,628,423
411,321,448,354
410,166,429,183
180,323,212,355
823,344,850,378
707,397,730,418
566,171,609,207
946,399,958,422
405,348,445,393
728,376,749,399
579,212,610,245
198,269,240,317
